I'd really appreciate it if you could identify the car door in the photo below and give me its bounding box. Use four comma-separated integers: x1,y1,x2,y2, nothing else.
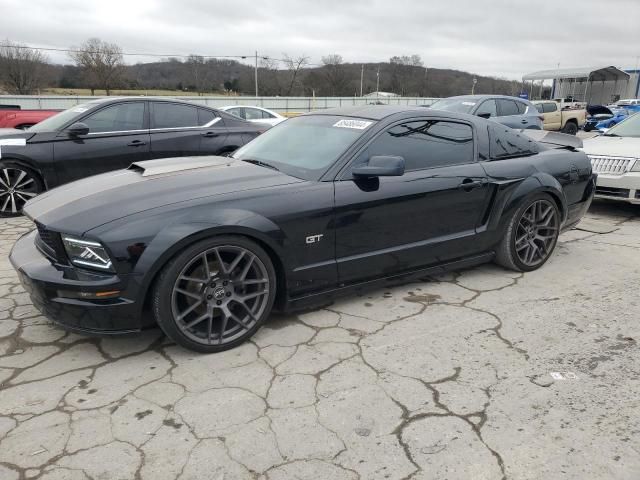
243,107,274,125
543,103,561,130
53,101,150,184
149,102,208,158
196,107,230,155
333,118,491,284
495,99,528,128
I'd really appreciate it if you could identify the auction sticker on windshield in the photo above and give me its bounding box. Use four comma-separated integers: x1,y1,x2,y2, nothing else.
333,119,373,129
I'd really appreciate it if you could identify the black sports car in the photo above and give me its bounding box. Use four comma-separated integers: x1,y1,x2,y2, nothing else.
10,106,595,353
0,97,263,216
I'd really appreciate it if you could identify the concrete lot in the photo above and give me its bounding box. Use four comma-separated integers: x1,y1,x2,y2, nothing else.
0,201,638,480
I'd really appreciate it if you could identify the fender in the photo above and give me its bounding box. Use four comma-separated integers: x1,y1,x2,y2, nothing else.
481,174,565,235
91,206,291,310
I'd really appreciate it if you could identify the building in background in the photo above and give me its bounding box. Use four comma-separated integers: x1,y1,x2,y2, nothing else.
522,66,639,104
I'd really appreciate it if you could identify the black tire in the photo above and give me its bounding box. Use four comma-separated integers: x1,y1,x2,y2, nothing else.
0,161,44,217
152,235,277,353
561,121,578,135
15,124,34,130
495,193,560,272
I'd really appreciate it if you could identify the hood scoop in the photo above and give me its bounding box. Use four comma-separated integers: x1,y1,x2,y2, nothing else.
128,156,233,177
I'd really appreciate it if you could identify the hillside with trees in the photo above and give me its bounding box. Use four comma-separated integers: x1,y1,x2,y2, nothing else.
0,39,524,97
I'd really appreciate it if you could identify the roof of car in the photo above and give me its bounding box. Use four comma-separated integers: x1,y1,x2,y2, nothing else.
305,105,437,120
441,94,531,103
84,96,216,106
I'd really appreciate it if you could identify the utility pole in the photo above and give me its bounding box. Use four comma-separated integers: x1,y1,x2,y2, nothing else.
471,77,477,95
360,64,364,97
376,66,380,93
255,50,259,97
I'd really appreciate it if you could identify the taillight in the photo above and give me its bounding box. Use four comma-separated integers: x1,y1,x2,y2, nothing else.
538,115,545,121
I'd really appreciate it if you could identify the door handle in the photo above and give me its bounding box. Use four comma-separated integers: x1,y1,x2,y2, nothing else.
127,140,146,147
458,178,484,191
201,131,219,138
520,119,528,124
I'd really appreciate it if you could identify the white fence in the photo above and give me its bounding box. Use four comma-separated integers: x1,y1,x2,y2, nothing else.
0,95,439,113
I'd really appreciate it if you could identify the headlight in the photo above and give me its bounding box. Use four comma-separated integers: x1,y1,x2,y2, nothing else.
62,235,114,272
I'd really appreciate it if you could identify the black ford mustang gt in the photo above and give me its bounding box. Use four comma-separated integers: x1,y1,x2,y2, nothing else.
0,97,263,216
10,106,595,353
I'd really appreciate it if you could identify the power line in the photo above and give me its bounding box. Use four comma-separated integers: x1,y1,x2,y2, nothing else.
4,43,327,66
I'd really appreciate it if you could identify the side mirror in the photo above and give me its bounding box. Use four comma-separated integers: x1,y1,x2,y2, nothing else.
66,122,90,136
353,156,405,178
477,112,492,119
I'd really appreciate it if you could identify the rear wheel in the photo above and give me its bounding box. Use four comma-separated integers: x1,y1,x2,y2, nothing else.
152,236,276,353
495,194,560,272
0,162,43,217
561,121,578,135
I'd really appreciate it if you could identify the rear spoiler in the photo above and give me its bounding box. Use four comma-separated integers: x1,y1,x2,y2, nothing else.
519,130,582,149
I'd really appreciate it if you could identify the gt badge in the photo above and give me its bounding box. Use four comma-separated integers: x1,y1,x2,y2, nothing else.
306,234,323,244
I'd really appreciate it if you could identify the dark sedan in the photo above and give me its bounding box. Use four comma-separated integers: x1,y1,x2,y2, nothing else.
11,106,595,353
0,97,263,216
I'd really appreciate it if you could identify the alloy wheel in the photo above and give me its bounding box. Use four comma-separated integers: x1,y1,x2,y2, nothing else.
0,167,39,215
170,245,270,346
514,199,559,267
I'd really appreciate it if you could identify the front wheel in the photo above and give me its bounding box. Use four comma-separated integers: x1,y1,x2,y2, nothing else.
0,162,43,217
495,194,560,272
152,236,276,353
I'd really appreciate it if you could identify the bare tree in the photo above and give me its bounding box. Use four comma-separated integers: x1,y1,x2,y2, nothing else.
70,38,125,95
321,54,349,96
282,53,309,96
258,57,281,96
186,54,208,94
389,55,424,95
0,40,49,94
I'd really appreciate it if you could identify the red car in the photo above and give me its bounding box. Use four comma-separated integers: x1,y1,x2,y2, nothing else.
0,108,60,130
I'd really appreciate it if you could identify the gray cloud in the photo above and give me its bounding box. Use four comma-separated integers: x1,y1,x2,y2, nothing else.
1,0,639,79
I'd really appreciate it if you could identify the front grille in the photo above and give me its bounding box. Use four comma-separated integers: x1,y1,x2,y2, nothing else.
35,223,66,263
588,155,636,175
595,187,631,198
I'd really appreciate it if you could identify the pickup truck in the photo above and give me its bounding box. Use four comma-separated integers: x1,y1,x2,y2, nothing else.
0,107,60,130
532,100,586,135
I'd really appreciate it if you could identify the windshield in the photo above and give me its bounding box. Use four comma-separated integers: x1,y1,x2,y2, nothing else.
29,103,94,132
232,115,375,180
429,98,477,114
604,112,640,137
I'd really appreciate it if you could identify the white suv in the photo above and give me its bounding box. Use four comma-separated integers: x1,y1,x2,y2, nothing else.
582,113,640,204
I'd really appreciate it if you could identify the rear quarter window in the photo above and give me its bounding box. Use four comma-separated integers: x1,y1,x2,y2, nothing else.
488,125,538,159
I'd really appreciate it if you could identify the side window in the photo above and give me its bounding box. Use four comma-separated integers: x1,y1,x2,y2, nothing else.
198,108,218,126
543,103,558,113
476,100,498,118
364,120,474,171
244,108,265,120
261,110,276,119
226,107,243,119
83,102,145,133
497,99,520,116
515,101,527,114
534,104,544,114
489,125,538,159
151,103,198,129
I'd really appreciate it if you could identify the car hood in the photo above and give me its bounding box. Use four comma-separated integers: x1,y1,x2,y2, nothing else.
24,156,304,233
581,135,640,157
0,129,36,141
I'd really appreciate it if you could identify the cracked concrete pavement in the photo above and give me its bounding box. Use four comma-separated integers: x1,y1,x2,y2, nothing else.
0,201,638,480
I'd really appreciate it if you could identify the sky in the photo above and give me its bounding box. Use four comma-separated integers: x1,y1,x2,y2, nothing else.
1,0,639,80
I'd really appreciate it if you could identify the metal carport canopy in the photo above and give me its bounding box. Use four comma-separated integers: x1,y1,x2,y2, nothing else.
523,66,630,81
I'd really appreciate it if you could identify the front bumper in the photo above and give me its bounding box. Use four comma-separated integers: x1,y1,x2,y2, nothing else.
9,230,146,334
594,172,640,204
